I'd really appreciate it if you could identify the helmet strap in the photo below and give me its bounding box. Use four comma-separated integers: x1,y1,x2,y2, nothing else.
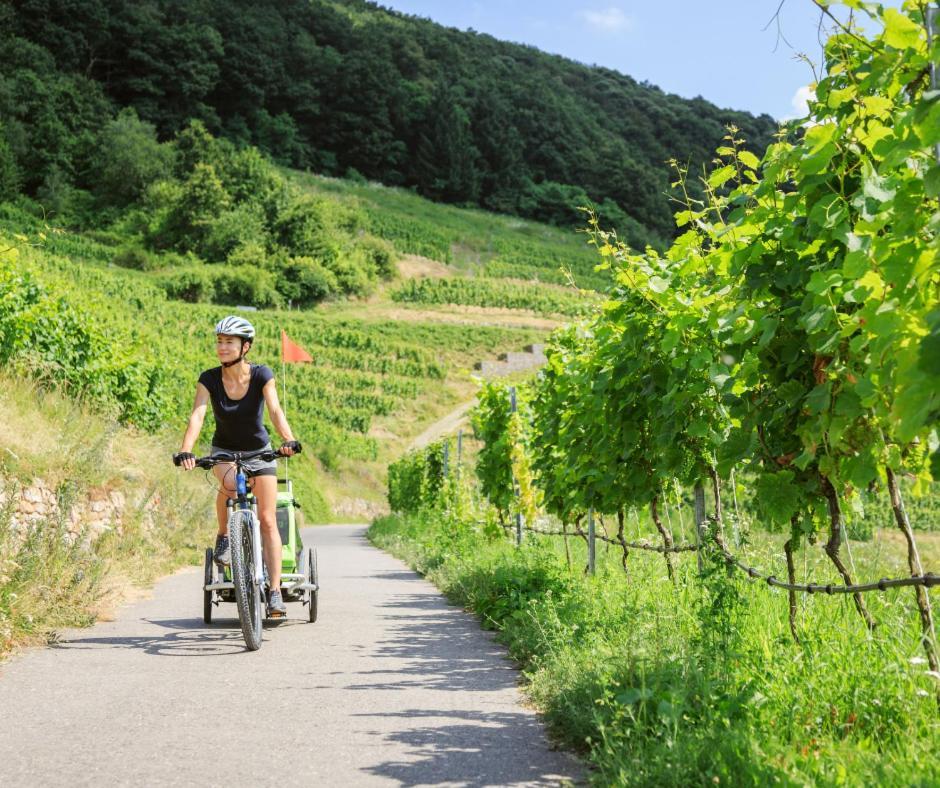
221,339,250,369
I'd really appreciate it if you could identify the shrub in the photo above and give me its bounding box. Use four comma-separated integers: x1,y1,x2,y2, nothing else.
272,194,338,264
355,234,397,279
112,245,156,271
276,255,338,305
201,202,267,263
157,266,214,303
212,264,282,309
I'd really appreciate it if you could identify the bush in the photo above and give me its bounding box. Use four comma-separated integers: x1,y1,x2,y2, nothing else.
276,255,338,305
219,146,283,206
157,266,214,303
226,241,272,270
161,163,231,254
212,264,282,309
112,245,156,271
202,202,267,263
330,255,373,296
355,234,397,279
273,195,338,263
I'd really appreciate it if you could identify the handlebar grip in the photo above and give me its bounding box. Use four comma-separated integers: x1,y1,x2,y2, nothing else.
280,441,302,455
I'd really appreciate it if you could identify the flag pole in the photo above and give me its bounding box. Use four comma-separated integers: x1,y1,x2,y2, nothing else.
281,331,289,484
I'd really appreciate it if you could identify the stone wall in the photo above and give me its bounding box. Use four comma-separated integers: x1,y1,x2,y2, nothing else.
473,343,547,378
0,476,161,544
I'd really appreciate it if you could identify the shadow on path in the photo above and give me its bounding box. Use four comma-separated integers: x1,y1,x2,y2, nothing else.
345,593,517,694
359,709,575,787
49,617,305,658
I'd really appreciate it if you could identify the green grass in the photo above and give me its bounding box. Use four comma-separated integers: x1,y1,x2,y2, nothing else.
369,502,940,786
0,374,213,657
286,170,610,290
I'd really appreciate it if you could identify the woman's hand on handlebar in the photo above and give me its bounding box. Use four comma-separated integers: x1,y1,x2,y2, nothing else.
278,440,302,457
173,451,197,470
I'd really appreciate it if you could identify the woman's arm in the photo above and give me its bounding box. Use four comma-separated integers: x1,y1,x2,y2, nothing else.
178,383,210,469
262,379,297,453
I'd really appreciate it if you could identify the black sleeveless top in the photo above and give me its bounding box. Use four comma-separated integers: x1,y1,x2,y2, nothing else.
198,364,274,450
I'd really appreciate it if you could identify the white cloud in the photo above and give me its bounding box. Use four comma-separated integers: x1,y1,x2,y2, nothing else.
579,7,634,34
783,85,815,121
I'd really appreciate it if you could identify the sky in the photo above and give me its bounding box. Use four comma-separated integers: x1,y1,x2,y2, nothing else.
373,1,898,120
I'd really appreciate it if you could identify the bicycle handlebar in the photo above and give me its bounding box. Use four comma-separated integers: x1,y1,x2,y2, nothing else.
173,442,302,468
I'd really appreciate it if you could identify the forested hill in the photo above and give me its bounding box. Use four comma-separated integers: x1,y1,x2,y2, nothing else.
2,0,777,248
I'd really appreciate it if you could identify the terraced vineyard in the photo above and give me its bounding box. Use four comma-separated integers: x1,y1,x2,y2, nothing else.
287,170,609,291
390,277,595,317
0,210,544,518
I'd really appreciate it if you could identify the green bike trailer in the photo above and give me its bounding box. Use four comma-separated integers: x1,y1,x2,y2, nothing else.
202,477,318,623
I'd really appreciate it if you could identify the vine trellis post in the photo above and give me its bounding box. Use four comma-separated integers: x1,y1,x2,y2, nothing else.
509,387,523,546
693,482,706,573
587,507,596,575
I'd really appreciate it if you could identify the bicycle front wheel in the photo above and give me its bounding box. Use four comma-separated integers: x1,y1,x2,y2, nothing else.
228,510,263,651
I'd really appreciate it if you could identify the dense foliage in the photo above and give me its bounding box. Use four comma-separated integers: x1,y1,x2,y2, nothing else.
1,0,777,248
469,3,940,576
386,439,452,514
0,244,169,429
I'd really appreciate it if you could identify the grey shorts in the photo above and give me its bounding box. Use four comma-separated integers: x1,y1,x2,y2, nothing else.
210,443,278,479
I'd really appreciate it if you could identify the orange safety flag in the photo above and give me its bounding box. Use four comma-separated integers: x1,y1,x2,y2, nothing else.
281,330,313,363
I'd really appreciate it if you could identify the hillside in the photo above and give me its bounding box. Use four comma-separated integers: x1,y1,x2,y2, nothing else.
2,0,777,248
0,157,601,517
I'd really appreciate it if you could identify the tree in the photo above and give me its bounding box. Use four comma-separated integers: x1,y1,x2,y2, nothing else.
91,107,173,205
0,131,20,201
412,80,480,204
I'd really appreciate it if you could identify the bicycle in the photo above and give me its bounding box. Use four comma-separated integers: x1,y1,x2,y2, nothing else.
173,445,318,651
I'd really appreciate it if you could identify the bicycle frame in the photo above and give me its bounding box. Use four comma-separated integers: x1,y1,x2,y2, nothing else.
234,467,265,587
203,452,316,601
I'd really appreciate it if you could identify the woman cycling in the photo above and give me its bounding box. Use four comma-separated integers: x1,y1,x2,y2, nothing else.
176,315,299,618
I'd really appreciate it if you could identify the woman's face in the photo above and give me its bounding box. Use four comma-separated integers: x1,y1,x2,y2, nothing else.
216,334,246,364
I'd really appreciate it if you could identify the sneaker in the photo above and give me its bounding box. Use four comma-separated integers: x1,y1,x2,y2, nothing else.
213,534,231,566
267,588,287,618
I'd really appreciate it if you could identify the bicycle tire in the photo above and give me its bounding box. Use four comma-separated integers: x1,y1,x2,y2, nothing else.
229,510,263,650
203,547,214,624
307,546,318,623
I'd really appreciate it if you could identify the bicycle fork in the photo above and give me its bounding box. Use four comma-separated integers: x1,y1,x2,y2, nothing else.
235,470,266,589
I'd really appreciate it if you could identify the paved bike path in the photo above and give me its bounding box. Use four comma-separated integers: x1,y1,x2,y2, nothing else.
0,525,583,786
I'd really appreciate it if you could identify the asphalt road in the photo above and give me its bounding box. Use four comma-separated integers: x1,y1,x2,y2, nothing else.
0,525,582,787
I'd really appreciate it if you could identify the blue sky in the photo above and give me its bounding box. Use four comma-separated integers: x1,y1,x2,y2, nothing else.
373,1,895,120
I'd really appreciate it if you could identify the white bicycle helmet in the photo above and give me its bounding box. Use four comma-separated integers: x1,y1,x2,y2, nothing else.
214,315,255,340
215,316,255,367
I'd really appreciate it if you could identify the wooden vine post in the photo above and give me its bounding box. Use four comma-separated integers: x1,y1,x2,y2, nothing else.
693,482,706,573
886,468,939,682
509,387,523,547
587,507,596,575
